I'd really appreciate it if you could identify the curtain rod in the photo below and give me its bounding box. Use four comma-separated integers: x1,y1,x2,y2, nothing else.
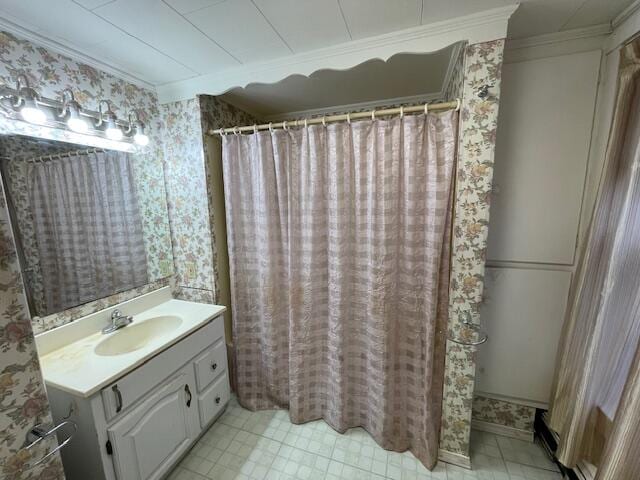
25,148,107,163
209,99,460,135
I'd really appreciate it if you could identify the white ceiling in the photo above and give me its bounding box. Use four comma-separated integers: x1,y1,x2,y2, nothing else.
0,0,634,87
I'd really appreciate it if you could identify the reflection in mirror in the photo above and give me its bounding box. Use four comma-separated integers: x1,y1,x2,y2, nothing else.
0,134,173,318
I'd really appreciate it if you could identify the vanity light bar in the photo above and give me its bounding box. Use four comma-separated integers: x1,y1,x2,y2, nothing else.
0,75,150,147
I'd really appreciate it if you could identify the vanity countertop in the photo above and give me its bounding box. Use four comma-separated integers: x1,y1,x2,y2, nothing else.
38,297,226,398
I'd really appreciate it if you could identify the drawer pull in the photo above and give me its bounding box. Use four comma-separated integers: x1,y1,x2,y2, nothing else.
215,396,221,405
113,385,123,413
212,362,218,371
185,384,192,407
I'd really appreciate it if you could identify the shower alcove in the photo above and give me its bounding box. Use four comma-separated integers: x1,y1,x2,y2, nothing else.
159,11,513,467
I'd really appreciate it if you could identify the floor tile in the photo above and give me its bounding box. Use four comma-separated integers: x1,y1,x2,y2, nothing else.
172,395,566,480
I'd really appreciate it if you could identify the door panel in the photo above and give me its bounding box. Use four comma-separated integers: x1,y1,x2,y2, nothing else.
107,368,199,480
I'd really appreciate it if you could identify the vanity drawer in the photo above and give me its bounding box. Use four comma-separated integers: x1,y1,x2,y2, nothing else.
194,339,227,392
101,316,224,422
198,372,230,428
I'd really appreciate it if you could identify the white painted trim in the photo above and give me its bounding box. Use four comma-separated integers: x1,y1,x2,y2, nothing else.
441,42,465,95
438,449,471,469
471,419,535,442
157,4,518,103
0,16,155,90
612,0,640,29
259,92,443,122
607,0,640,52
505,24,611,51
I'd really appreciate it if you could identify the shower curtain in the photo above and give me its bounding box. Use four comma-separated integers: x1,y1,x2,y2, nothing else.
28,150,148,314
222,111,457,468
548,39,640,477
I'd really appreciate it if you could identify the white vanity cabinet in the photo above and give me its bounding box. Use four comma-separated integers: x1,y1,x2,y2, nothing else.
46,313,230,480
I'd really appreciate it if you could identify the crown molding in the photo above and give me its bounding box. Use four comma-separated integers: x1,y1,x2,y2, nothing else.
612,0,640,29
608,0,640,52
157,4,518,104
505,24,611,51
0,16,155,91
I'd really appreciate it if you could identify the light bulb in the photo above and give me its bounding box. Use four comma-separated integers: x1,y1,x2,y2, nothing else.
105,125,123,140
134,132,149,146
67,116,88,133
20,99,46,124
66,103,89,133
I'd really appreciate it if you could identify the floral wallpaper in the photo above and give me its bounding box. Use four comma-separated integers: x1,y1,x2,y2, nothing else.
439,39,506,459
0,30,175,334
161,98,216,303
0,135,173,319
0,177,65,479
199,94,258,303
472,395,536,432
161,95,258,305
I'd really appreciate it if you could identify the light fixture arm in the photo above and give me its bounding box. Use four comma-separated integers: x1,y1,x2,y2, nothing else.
58,88,78,118
13,74,39,109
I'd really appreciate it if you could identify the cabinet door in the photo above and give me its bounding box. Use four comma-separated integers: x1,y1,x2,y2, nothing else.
107,367,199,480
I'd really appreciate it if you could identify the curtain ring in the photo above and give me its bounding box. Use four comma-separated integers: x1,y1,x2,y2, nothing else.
253,124,258,134
346,113,351,124
283,121,288,131
424,103,429,114
322,116,326,127
371,110,376,120
455,99,461,111
304,118,308,128
233,126,239,135
400,106,404,118
269,122,274,132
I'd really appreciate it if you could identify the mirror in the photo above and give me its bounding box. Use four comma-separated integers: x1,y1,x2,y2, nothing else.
0,134,173,318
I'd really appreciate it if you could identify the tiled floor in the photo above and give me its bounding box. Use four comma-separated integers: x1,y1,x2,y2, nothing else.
169,397,563,480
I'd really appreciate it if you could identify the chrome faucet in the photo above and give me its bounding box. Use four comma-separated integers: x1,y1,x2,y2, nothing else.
102,310,133,334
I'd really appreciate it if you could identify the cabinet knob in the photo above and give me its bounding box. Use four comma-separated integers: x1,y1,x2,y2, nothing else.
215,396,221,405
212,363,217,371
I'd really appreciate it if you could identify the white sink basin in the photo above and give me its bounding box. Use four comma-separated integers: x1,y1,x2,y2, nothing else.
95,315,183,356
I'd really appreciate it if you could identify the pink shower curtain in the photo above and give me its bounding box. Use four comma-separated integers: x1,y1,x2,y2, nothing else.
222,112,457,468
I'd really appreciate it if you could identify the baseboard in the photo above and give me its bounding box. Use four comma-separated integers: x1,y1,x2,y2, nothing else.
471,419,535,442
438,449,471,469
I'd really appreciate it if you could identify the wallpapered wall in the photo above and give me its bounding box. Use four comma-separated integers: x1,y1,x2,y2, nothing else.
0,30,174,337
0,29,187,479
160,95,257,304
472,395,536,433
0,179,64,479
439,39,506,462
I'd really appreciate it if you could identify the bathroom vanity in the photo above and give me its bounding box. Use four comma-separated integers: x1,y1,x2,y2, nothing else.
36,288,229,480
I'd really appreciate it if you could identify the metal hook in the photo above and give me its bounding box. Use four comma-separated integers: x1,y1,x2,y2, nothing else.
424,103,429,114
283,120,288,131
455,99,461,111
346,113,351,124
477,85,492,99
